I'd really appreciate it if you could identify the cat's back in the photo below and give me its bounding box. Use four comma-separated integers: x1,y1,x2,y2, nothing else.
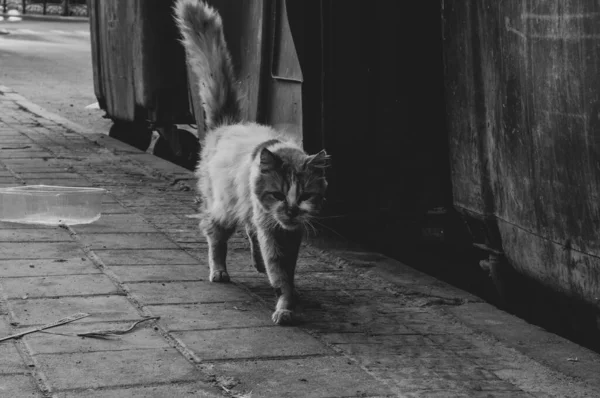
202,123,298,165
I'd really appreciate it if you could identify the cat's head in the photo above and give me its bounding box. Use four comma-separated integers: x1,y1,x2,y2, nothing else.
254,147,329,231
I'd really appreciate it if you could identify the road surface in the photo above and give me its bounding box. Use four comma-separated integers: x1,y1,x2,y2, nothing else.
0,18,111,135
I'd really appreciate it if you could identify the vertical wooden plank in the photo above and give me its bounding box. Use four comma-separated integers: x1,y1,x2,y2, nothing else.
98,0,135,121
87,0,104,108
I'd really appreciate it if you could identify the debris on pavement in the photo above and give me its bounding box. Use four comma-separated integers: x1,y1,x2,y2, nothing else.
0,315,161,342
75,316,160,339
0,312,90,343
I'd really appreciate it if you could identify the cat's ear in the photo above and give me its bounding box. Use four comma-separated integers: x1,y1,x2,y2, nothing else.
260,148,282,172
304,149,330,170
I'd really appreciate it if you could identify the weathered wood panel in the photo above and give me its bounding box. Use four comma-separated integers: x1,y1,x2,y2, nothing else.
89,0,191,124
444,0,600,307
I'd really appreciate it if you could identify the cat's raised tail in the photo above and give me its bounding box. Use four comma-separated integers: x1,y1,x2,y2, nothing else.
174,0,242,129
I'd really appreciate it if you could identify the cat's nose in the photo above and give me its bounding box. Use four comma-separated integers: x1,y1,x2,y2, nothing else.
286,205,299,218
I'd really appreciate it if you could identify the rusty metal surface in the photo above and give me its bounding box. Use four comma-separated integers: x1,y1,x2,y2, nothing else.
88,0,191,124
444,1,600,307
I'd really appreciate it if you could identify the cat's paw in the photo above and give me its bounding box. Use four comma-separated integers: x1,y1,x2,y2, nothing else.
210,270,230,283
271,309,294,325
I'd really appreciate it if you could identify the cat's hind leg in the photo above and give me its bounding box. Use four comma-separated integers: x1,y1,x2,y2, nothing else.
202,218,235,282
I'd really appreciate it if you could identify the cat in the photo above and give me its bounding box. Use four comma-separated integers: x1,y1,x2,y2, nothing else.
175,0,329,325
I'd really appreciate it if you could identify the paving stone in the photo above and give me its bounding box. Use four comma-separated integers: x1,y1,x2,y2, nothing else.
129,281,252,304
56,383,222,398
172,327,329,360
110,265,203,282
24,323,168,355
0,176,20,184
209,356,393,398
79,233,179,250
0,375,42,397
101,202,130,214
2,274,119,299
0,227,73,242
148,302,271,331
0,258,100,277
0,242,85,259
9,296,140,326
71,214,156,233
95,249,200,265
35,348,199,390
318,332,432,346
0,341,28,375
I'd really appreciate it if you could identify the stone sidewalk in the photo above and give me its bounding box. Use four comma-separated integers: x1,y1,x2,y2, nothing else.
1,86,600,398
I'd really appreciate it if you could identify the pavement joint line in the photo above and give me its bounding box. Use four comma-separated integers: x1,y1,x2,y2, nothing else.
1,273,100,279
166,325,276,333
123,279,206,284
100,263,205,266
32,346,178,356
13,342,55,397
46,380,216,396
321,395,396,398
137,300,257,306
200,352,342,364
147,299,257,307
7,293,128,300
0,240,80,243
0,257,86,260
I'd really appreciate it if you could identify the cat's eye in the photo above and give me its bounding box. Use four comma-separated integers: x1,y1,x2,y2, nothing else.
299,193,314,202
270,192,286,201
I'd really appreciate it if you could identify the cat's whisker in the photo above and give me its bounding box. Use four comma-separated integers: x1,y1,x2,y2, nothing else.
310,219,346,239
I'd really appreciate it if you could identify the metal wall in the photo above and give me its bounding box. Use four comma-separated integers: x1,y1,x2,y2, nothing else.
443,0,600,308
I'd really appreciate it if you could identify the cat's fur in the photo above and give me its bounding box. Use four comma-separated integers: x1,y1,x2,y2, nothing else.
175,0,329,325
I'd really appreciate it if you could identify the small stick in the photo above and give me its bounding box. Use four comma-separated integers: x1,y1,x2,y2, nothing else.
76,317,160,338
0,312,90,343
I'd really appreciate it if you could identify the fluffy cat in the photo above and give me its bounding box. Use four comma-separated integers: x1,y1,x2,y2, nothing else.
175,0,329,325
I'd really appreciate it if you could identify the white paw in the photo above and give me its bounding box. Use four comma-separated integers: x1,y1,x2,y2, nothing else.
272,309,294,325
210,270,230,283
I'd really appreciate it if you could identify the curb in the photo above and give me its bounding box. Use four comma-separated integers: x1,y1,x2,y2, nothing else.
0,13,88,23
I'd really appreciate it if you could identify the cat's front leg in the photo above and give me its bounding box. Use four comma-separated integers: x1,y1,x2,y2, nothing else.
257,228,302,325
245,226,266,273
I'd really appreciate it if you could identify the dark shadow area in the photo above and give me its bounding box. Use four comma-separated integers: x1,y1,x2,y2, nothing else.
293,0,600,355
